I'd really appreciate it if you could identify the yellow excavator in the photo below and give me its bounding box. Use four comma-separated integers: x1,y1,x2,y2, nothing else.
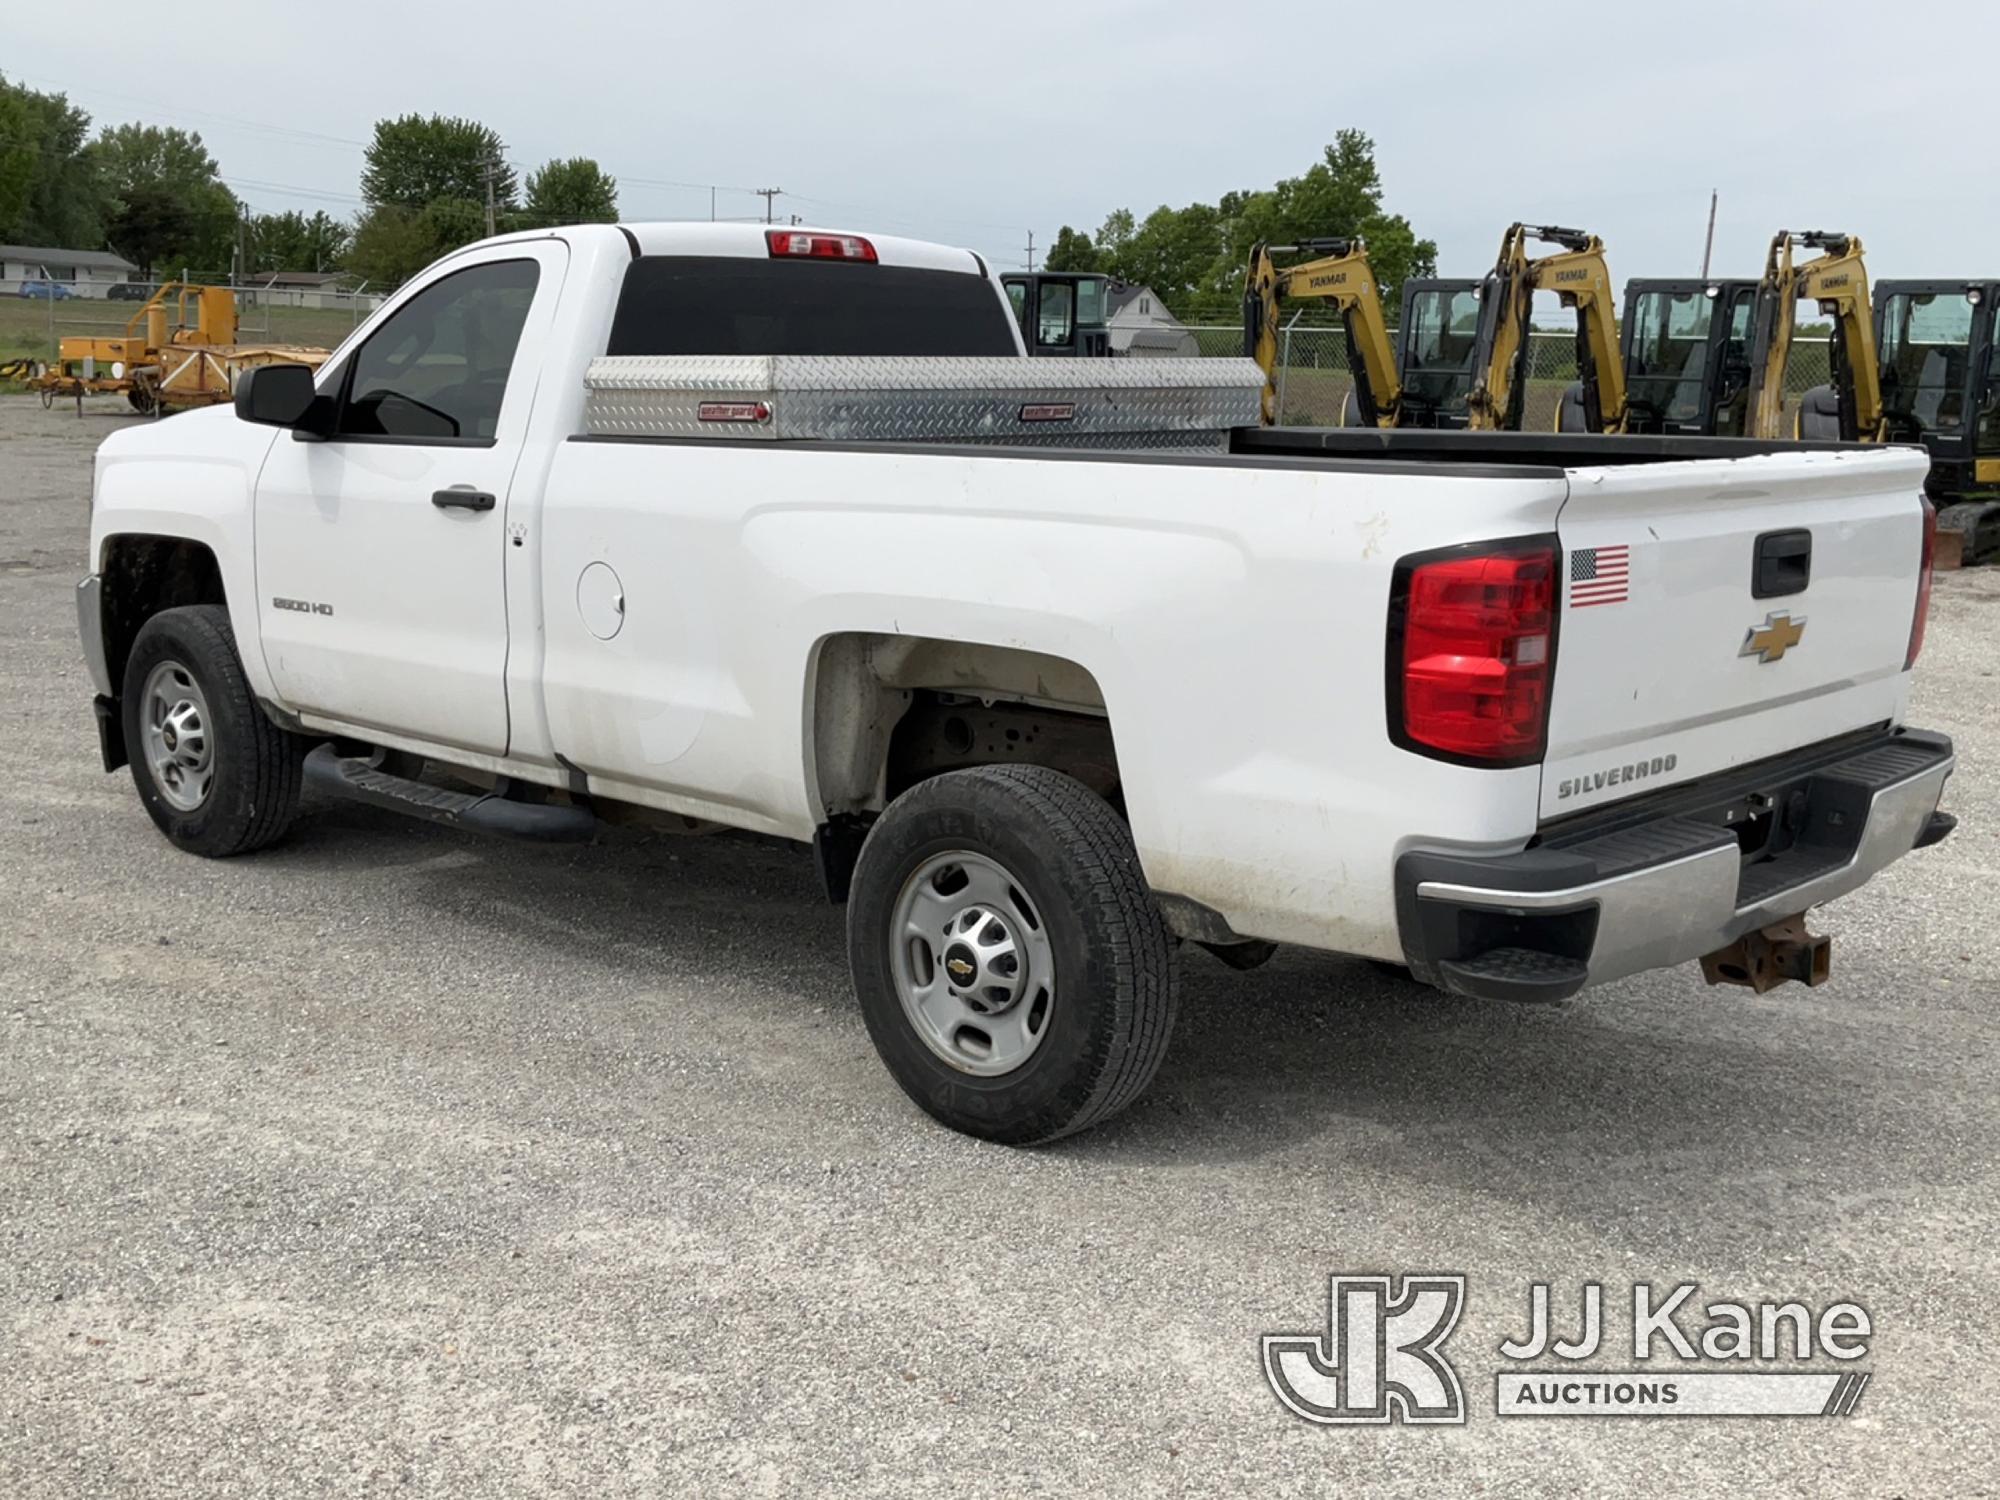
1466,223,1627,433
1744,230,1885,442
1242,238,1403,426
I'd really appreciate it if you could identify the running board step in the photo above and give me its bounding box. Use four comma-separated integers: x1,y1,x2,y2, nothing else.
304,746,595,843
1436,947,1589,1004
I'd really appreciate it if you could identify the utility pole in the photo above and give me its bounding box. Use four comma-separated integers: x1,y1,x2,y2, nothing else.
1700,189,1718,278
481,159,501,239
1024,231,1035,272
756,187,784,224
710,186,715,223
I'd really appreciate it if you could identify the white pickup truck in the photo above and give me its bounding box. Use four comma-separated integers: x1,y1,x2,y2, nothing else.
78,222,1957,1143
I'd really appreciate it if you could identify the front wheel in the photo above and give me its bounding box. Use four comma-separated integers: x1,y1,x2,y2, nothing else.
121,605,307,856
846,765,1178,1144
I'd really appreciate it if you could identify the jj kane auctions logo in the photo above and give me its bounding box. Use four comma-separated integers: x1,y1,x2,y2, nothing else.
1264,1277,1873,1424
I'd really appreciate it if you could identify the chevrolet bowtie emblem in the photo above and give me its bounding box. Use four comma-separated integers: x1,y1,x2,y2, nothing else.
1741,611,1807,664
947,958,975,980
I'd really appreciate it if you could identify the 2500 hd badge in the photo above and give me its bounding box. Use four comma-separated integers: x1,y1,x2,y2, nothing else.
1556,753,1678,801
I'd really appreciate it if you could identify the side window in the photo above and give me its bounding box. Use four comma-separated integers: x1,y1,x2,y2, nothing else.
336,258,540,442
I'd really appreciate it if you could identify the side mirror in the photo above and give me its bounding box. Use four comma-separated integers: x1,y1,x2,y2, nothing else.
234,363,320,429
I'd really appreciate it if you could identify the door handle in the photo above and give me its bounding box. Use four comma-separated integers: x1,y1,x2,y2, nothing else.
432,487,496,512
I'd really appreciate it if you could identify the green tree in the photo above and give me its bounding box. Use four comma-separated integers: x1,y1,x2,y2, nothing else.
1061,131,1437,321
521,157,617,227
1221,130,1437,308
1095,209,1135,266
1107,201,1227,309
361,115,515,210
0,74,109,248
344,197,487,287
106,183,194,280
88,123,239,277
1042,225,1100,273
250,210,351,273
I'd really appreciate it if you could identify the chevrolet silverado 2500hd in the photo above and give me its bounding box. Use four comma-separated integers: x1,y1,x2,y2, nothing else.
77,223,1957,1143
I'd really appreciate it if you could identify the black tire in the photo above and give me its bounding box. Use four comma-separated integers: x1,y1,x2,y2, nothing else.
121,605,306,857
846,765,1178,1144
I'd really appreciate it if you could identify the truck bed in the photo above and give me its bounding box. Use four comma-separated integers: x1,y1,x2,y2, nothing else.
1230,425,1872,469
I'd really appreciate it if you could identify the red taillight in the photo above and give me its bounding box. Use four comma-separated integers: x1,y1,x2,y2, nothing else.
1906,495,1936,670
1391,542,1557,764
766,230,878,263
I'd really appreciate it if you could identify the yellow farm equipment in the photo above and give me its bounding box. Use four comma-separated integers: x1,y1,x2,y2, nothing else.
25,283,329,416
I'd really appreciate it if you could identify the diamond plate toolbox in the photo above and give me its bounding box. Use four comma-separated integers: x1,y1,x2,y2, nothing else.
582,355,1265,449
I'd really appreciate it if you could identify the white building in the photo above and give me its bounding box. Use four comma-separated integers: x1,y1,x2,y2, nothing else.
1106,282,1198,357
0,244,139,298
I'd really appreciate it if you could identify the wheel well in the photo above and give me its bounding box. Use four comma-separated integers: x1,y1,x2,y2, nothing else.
809,633,1119,820
99,535,227,693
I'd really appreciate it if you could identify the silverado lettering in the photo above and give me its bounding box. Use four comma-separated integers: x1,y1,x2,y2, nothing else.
1557,755,1679,800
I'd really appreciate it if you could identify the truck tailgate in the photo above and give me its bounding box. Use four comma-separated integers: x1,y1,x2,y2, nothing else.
1543,447,1929,818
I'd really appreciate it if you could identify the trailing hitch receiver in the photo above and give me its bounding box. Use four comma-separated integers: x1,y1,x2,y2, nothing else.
1700,916,1831,993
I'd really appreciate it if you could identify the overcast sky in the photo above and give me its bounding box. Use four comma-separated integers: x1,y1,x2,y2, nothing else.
12,0,1995,294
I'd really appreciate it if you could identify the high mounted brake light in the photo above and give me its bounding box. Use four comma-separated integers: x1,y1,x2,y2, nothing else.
766,230,878,263
1388,539,1558,766
1906,494,1936,670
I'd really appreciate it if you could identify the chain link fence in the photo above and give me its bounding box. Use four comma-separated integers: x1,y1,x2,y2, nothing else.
1183,325,1834,430
2,282,383,374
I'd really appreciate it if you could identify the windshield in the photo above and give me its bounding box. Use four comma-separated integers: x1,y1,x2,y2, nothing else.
1624,290,1712,422
1879,292,1976,432
1400,287,1481,411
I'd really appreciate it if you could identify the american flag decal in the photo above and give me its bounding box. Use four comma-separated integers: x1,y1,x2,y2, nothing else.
1569,544,1631,607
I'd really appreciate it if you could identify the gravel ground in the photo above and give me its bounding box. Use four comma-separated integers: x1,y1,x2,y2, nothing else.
2,395,1996,1498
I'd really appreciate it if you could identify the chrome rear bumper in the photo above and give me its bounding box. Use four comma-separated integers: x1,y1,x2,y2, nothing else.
1397,729,1955,1002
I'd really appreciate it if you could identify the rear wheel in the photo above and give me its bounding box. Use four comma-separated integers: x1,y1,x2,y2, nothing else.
846,765,1178,1144
121,605,307,856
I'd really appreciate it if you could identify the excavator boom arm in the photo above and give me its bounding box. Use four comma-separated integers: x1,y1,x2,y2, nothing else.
1243,241,1402,426
1533,244,1625,431
1747,232,1883,442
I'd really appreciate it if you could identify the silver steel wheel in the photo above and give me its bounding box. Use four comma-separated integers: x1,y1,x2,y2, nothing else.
890,850,1056,1077
140,658,215,813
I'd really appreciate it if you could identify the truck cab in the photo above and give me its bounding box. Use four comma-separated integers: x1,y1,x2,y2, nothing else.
1001,271,1112,357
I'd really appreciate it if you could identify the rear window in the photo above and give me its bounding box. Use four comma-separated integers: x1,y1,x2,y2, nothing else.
606,255,1018,358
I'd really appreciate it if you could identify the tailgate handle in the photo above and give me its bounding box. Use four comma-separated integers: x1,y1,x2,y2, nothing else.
432,487,497,513
1753,529,1811,599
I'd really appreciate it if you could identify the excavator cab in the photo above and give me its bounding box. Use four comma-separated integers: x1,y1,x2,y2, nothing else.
1616,280,1761,435
1001,272,1112,357
1389,278,1483,427
1872,281,2000,493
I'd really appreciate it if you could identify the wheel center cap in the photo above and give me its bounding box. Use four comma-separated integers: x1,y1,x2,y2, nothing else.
943,944,979,987
162,724,177,749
